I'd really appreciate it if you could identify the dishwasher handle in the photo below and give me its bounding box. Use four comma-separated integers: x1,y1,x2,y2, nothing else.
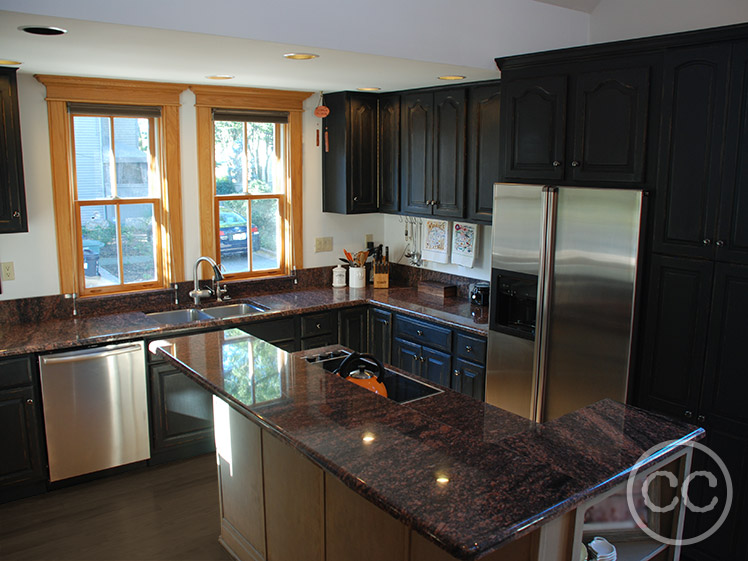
40,343,144,366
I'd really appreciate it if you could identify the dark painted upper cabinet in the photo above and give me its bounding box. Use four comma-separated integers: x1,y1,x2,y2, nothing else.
466,82,501,223
322,92,378,214
401,88,465,218
378,93,400,214
499,57,652,186
0,67,28,233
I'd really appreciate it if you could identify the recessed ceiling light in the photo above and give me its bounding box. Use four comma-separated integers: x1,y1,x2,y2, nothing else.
357,87,381,92
207,74,235,80
19,25,67,36
438,75,466,81
283,53,319,60
0,60,22,66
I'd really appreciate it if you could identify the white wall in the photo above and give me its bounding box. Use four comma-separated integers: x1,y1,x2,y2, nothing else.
590,0,748,43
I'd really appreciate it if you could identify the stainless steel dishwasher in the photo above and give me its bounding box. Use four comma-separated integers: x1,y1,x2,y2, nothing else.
39,341,150,482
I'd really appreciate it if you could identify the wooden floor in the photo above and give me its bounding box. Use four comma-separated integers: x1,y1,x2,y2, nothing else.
0,454,233,561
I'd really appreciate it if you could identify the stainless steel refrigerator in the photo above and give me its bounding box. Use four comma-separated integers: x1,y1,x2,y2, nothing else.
485,183,643,422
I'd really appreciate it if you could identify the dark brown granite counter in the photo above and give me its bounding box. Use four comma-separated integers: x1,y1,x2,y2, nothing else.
151,329,704,560
0,286,487,359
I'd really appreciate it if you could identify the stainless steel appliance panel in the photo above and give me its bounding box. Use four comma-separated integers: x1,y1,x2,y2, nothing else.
485,330,536,418
539,188,643,421
491,183,544,276
39,342,150,482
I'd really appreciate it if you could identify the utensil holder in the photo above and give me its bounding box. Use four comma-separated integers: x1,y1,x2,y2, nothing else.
349,267,366,288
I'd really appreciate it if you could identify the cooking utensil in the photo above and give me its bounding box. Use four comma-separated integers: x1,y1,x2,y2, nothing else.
334,353,388,398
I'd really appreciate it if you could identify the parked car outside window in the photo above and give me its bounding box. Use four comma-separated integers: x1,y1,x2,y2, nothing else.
219,210,259,255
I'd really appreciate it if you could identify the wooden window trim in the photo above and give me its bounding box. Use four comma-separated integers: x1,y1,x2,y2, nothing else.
35,75,188,294
192,85,312,274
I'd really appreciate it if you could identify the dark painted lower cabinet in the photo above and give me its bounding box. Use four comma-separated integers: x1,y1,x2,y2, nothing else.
148,361,215,464
0,356,47,503
452,358,485,401
338,307,367,353
369,308,392,364
392,337,451,388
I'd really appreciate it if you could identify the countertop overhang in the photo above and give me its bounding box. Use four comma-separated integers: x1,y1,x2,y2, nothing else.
151,329,704,560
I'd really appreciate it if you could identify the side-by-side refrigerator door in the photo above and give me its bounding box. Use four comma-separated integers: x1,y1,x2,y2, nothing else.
535,187,643,422
485,183,544,418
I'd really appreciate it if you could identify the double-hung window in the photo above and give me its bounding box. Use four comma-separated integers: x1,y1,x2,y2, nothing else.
193,85,311,279
36,76,186,296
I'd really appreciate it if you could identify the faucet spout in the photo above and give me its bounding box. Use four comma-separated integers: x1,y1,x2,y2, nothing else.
189,256,222,306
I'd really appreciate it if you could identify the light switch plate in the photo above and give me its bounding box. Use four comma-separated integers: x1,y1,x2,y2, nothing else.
314,237,333,253
1,262,15,281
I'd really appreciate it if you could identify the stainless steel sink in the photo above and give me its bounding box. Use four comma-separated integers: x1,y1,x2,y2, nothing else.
146,308,212,324
201,302,268,320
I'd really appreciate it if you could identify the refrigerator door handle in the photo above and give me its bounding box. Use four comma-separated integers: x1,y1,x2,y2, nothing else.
532,186,558,422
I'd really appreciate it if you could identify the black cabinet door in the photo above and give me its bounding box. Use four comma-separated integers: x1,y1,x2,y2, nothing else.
369,308,392,364
421,346,451,387
432,88,465,218
348,95,378,213
636,255,713,421
699,262,748,424
452,358,485,401
338,307,368,353
392,337,421,376
379,93,400,213
401,91,433,215
0,386,45,491
466,82,501,223
0,67,28,233
569,63,650,184
718,41,748,265
500,75,567,182
148,362,215,464
653,44,730,258
322,92,378,214
241,317,298,351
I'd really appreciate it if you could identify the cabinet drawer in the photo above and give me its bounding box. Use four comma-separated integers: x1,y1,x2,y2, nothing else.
394,315,452,352
454,332,487,365
242,317,296,344
301,312,335,338
0,356,33,390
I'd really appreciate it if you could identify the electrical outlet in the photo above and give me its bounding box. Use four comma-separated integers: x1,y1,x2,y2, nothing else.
314,237,333,253
365,233,373,244
1,262,15,281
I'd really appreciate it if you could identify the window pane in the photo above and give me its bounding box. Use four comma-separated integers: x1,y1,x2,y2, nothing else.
121,203,157,284
218,200,250,274
114,118,152,198
245,122,280,195
81,205,119,288
214,121,244,194
74,116,113,200
252,198,280,271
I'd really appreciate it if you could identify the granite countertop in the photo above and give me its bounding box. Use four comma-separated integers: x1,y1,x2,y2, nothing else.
0,286,488,359
152,329,704,560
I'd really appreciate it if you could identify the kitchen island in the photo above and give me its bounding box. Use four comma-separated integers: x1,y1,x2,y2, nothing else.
151,328,703,561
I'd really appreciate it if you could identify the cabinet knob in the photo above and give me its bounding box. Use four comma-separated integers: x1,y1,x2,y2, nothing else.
702,239,712,245
465,345,473,353
13,210,21,218
453,369,461,377
412,354,419,361
715,240,725,247
419,356,425,362
353,196,358,202
383,320,389,325
571,160,580,167
26,399,33,405
684,410,693,418
552,160,561,167
417,329,424,336
697,415,706,424
316,323,322,330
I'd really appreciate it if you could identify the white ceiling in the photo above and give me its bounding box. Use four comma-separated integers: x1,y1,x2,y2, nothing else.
0,1,591,92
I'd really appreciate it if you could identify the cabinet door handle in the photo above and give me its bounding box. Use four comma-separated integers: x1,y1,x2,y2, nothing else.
416,329,424,336
316,323,322,330
465,345,473,353
702,239,712,245
26,399,34,405
419,356,425,362
571,160,580,167
453,369,461,377
684,410,693,418
552,160,561,167
697,415,706,423
353,196,358,202
412,354,419,361
383,320,389,325
13,210,21,218
715,240,725,247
